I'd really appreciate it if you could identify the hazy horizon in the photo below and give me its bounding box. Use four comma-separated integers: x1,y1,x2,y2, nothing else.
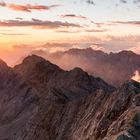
0,0,140,65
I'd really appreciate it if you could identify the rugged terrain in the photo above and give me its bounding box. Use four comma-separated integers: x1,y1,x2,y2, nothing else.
0,55,139,140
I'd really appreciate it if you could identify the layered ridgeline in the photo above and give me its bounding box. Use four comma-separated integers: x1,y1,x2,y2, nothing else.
31,48,140,87
0,55,139,140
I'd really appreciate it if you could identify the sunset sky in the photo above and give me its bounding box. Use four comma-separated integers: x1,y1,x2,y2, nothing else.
0,0,140,65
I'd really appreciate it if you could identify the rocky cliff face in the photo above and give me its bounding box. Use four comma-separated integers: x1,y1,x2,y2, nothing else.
0,55,140,140
13,80,140,140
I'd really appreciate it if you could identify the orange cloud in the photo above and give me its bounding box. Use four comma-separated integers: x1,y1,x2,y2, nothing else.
8,4,59,12
0,19,81,28
131,70,140,82
0,1,6,7
0,1,59,12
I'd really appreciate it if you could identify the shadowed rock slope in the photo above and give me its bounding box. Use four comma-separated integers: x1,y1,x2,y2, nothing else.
0,59,39,140
0,55,140,140
14,55,115,98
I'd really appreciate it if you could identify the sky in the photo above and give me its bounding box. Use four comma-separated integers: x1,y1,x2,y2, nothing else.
0,0,140,65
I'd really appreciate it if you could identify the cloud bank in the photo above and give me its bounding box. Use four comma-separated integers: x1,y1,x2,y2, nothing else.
0,19,81,29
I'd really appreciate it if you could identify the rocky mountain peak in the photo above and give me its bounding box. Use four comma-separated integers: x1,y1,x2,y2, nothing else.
69,67,88,77
0,58,9,72
15,55,63,77
21,55,61,70
14,55,115,99
0,59,7,66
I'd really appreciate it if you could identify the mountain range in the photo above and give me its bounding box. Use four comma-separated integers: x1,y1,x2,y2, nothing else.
0,55,140,140
30,48,140,87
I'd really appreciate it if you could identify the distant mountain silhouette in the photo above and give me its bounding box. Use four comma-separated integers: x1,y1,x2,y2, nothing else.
31,48,140,87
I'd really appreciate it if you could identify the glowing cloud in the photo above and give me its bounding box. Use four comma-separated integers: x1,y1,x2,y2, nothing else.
0,1,59,12
0,19,81,29
132,70,140,82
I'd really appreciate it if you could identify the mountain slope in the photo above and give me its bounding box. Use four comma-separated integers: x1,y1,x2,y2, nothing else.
0,56,139,140
13,55,140,140
14,80,140,140
0,59,39,140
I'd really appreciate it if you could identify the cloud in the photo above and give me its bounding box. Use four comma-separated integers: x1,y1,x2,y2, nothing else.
84,29,108,32
0,32,26,36
120,0,140,7
55,28,108,33
0,1,6,6
120,0,127,4
0,19,81,29
131,70,140,82
0,1,59,12
8,4,59,12
12,42,103,54
60,14,87,20
16,17,23,20
90,45,105,51
133,0,140,5
56,30,80,33
86,0,95,5
36,43,75,52
111,21,140,26
128,44,140,54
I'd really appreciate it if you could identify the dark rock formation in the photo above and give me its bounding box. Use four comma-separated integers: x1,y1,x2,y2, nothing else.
0,55,139,140
0,59,39,140
14,55,115,98
14,80,140,140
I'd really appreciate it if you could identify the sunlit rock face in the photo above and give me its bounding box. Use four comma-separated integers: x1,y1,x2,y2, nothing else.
0,55,140,140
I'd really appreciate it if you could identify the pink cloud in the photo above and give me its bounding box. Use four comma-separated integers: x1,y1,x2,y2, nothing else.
0,1,59,12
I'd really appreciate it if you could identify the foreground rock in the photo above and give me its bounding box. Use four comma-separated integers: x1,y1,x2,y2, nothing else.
13,80,140,140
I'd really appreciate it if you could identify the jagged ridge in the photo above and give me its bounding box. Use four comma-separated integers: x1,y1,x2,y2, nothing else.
0,55,139,140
